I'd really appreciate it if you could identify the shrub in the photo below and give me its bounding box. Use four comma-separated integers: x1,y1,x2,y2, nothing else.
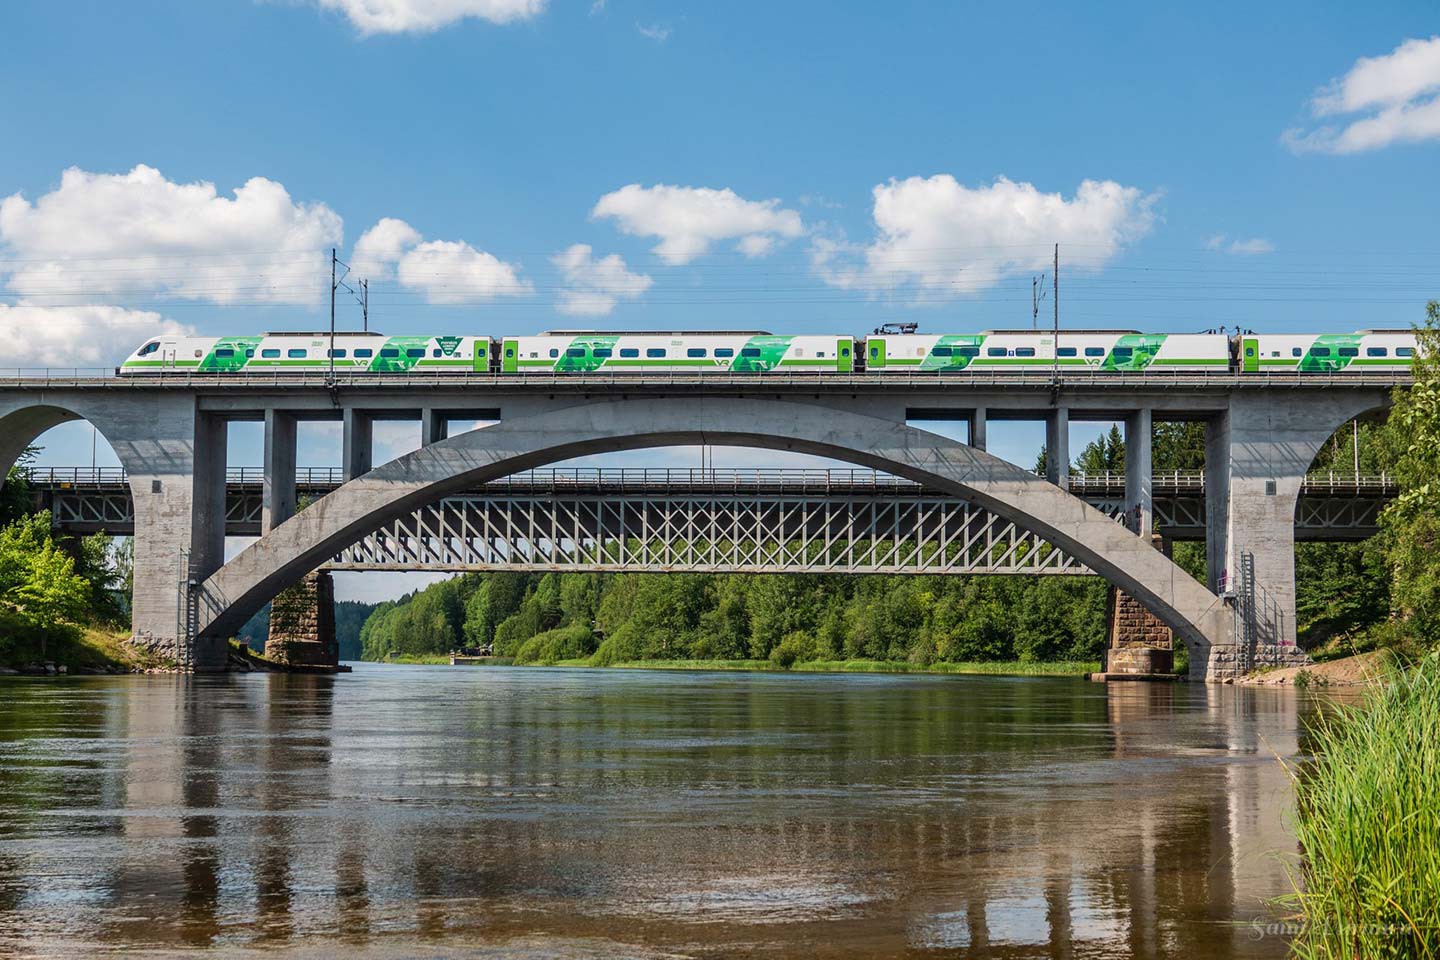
768,631,817,670
512,624,596,665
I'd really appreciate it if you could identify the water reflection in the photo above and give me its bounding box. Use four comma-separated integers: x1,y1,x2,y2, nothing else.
0,666,1340,957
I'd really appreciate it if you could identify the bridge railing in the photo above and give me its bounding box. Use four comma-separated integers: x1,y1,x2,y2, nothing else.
21,464,1399,494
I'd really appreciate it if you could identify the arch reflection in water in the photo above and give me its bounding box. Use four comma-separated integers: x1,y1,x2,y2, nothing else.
0,668,1325,958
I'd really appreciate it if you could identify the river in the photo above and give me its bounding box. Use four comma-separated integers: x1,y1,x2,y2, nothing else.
0,664,1335,958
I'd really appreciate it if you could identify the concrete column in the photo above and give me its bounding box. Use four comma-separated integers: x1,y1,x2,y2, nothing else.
99,397,230,673
261,409,296,533
191,413,228,583
342,408,372,481
421,408,447,447
969,407,987,451
1203,413,1231,594
1045,407,1069,488
1124,408,1153,535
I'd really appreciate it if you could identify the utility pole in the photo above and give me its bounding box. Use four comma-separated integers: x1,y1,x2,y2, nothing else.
1051,243,1060,381
362,279,369,333
329,248,337,383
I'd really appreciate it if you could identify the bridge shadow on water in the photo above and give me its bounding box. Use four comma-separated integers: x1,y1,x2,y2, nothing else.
0,666,1341,958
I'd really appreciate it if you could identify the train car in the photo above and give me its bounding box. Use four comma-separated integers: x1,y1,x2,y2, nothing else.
861,330,1230,372
497,331,855,373
119,332,494,375
1236,330,1417,374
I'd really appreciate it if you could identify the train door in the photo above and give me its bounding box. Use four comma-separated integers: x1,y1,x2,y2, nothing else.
1241,337,1259,373
866,339,886,369
837,338,854,372
501,338,519,373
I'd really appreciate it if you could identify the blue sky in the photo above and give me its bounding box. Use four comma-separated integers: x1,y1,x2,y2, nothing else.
3,1,1437,597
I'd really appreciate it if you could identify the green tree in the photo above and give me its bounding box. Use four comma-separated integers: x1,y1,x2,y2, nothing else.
1379,300,1440,650
0,512,91,648
1072,424,1125,476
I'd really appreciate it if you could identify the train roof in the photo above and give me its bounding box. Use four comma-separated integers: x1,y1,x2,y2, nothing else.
978,328,1142,335
538,329,773,336
261,331,386,337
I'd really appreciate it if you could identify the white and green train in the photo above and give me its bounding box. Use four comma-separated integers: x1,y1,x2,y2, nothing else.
118,328,1419,376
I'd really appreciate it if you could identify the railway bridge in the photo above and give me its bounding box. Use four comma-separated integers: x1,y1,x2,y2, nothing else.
0,368,1406,680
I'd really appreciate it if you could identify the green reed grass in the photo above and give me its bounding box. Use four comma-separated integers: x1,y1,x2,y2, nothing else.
1280,654,1440,959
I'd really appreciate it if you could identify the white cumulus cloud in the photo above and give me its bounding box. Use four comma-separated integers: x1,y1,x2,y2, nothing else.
1284,36,1440,153
0,303,189,367
352,218,531,304
816,175,1155,296
312,0,546,34
0,165,342,307
551,244,652,316
591,184,804,265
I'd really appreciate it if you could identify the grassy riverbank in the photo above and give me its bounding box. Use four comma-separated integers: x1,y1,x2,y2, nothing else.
533,657,1098,677
1280,654,1440,958
0,625,171,674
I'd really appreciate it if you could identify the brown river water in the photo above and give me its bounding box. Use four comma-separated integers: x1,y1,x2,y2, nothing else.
0,664,1338,958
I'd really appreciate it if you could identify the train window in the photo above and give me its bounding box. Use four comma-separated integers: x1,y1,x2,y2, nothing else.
931,346,953,357
646,348,666,358
287,349,307,359
215,348,234,358
328,349,347,359
1085,347,1104,357
1245,347,1255,357
1016,347,1036,357
355,348,373,359
567,348,586,358
1367,347,1388,357
1113,347,1133,358
840,346,850,357
1057,347,1077,357
432,349,442,358
1310,347,1331,357
549,349,560,358
687,348,707,358
380,348,399,358
1338,347,1359,357
475,347,486,357
245,349,254,358
620,348,639,358
406,348,424,359
504,348,514,358
593,348,612,358
1398,347,1415,357
869,346,879,358
1292,347,1303,357
138,341,160,356
958,346,979,357
987,347,1007,357
715,348,734,358
741,347,761,358
261,349,281,359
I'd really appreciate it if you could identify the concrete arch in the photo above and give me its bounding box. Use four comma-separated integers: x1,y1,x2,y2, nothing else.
198,398,1234,678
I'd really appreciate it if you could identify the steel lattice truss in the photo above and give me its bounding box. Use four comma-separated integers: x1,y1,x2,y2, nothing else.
329,494,1099,575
